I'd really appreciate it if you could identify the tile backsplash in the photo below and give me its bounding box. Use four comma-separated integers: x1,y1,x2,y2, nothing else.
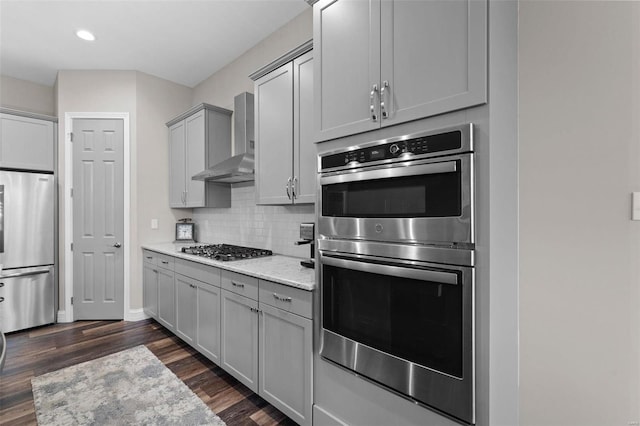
192,183,315,258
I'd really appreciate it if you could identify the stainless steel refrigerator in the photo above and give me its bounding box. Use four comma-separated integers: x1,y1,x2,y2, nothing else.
0,170,55,333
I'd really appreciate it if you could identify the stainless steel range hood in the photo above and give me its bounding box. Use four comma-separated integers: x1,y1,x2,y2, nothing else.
192,92,255,183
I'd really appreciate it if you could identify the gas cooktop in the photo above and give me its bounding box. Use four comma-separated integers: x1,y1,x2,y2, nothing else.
181,244,273,261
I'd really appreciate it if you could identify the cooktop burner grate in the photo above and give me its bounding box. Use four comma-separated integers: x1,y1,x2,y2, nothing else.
181,244,273,261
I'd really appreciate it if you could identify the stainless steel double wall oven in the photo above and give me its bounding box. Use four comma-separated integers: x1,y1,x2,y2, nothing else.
317,124,476,424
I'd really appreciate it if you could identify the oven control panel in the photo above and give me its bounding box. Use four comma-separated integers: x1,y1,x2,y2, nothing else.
321,128,466,171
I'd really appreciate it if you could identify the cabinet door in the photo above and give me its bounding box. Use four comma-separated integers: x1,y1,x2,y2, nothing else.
157,268,175,331
220,289,258,392
380,0,487,126
196,282,221,363
185,111,206,207
255,62,294,205
259,304,313,426
168,121,186,207
175,274,197,344
314,0,381,142
0,114,54,172
292,51,316,205
143,263,158,318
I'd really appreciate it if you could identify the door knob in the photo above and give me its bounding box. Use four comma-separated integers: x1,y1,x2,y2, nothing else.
113,242,122,248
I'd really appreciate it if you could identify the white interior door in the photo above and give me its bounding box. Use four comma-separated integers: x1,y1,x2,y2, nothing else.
72,118,124,320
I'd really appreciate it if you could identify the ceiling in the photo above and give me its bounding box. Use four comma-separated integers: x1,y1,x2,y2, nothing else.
0,0,309,88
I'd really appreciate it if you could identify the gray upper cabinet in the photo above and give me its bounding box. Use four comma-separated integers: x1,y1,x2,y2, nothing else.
0,111,56,172
314,0,487,142
167,104,232,208
253,45,315,205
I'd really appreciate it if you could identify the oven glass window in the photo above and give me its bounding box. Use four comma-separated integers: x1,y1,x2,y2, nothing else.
322,166,461,218
323,263,463,378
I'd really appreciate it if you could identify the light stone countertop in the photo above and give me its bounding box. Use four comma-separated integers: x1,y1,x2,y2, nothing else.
141,243,316,291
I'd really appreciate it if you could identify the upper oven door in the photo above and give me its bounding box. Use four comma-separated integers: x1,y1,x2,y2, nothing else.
319,153,473,246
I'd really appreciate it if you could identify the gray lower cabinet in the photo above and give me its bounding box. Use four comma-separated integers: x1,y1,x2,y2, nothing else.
142,262,158,318
221,288,259,392
157,267,176,331
175,271,222,364
175,274,197,345
142,251,313,425
0,111,56,172
195,281,222,364
313,0,487,142
259,303,312,426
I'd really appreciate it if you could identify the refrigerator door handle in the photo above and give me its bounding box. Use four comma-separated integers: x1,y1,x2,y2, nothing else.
0,268,51,279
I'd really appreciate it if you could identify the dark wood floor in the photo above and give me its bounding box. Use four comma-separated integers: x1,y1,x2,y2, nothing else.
0,319,296,426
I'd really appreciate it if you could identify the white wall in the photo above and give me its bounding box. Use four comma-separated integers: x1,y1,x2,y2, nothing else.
518,2,640,424
0,75,55,115
135,71,192,308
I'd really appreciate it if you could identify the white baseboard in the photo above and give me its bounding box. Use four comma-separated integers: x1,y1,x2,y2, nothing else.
57,310,73,323
126,308,149,322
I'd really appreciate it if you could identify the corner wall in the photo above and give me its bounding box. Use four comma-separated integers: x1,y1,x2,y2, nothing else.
518,2,640,424
0,75,55,115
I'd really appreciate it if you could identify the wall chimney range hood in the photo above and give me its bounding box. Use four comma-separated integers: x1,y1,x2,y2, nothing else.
192,92,255,183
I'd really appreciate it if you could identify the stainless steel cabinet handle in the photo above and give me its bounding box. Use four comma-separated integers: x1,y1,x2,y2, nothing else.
370,84,378,122
0,297,4,303
381,80,389,119
161,260,169,265
292,176,298,199
231,281,245,288
273,293,292,302
190,284,196,289
153,269,158,273
114,242,122,248
285,177,292,200
145,256,153,260
0,283,3,287
0,268,51,279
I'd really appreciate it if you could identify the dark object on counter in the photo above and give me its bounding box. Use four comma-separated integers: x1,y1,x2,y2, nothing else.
295,223,315,269
181,244,272,261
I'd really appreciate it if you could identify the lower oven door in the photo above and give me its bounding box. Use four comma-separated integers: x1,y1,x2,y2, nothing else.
319,251,475,424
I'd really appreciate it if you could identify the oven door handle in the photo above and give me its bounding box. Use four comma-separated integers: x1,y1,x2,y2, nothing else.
320,252,458,285
320,160,457,186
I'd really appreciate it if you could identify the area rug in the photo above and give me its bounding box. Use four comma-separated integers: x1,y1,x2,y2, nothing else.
31,345,226,426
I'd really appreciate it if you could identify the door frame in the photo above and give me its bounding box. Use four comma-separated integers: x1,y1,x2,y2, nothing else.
62,112,131,322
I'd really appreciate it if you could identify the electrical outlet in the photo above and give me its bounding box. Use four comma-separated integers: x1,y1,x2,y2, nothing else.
151,219,158,230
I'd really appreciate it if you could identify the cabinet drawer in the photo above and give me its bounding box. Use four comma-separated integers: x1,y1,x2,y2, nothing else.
259,280,312,319
142,250,158,266
156,253,175,270
221,270,259,300
175,258,221,286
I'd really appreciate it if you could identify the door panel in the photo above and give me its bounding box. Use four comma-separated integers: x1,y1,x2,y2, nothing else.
259,304,312,425
0,171,55,269
169,121,186,207
221,289,258,392
380,0,487,126
314,0,380,142
197,283,221,363
293,51,315,204
72,118,124,320
185,111,205,207
255,62,294,205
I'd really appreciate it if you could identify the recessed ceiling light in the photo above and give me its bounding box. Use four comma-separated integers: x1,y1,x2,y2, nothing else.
76,30,96,41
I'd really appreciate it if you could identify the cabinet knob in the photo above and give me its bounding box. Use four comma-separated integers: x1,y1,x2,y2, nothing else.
113,242,122,248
